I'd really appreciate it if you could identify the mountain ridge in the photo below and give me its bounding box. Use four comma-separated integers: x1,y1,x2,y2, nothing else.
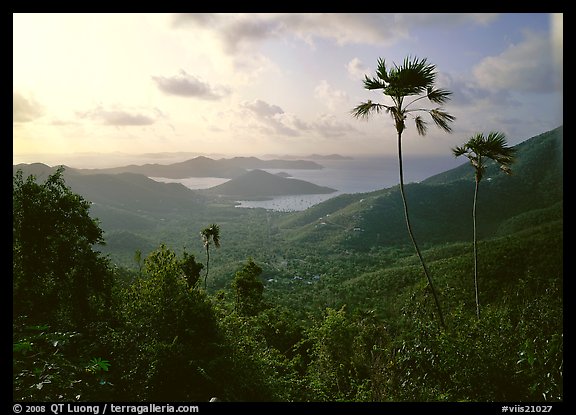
12,126,563,261
66,156,325,179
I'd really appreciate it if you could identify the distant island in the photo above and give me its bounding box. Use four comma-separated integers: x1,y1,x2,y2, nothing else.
203,169,337,200
307,154,354,160
70,156,325,179
13,162,337,206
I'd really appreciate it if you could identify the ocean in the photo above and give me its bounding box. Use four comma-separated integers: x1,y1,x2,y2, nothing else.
151,155,464,212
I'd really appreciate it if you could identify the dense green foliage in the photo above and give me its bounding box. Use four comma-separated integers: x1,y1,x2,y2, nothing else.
13,127,563,403
13,168,115,400
13,167,114,329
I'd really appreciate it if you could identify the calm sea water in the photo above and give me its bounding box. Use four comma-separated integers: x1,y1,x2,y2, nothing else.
151,155,464,212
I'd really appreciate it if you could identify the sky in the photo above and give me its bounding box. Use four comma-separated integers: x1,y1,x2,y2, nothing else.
13,13,563,167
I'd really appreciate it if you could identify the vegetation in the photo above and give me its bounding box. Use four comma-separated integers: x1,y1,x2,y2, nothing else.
452,131,516,319
200,223,221,290
13,126,562,404
203,168,336,199
13,166,113,329
352,56,456,328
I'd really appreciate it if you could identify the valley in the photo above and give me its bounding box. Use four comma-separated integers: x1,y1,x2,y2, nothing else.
13,126,563,403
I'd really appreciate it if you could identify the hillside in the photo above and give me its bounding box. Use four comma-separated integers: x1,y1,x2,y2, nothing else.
278,126,563,250
203,169,337,199
12,126,563,269
13,127,563,404
423,126,563,189
12,163,211,222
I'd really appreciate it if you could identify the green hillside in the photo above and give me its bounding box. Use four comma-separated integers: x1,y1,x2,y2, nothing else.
204,168,336,199
278,126,563,250
423,126,563,188
12,163,213,220
13,126,563,403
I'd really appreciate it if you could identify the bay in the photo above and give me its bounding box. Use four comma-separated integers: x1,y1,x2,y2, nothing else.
150,155,464,212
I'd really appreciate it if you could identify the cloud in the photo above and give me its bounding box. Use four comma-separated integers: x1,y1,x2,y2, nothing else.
436,72,519,108
13,91,43,122
172,13,500,53
172,13,216,27
238,99,357,140
77,106,156,126
152,70,230,100
392,13,498,28
311,113,357,138
172,13,286,54
346,58,370,81
241,99,284,117
314,80,348,111
240,99,302,137
472,30,558,94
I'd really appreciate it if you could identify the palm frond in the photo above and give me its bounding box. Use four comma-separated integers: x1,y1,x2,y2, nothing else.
201,223,221,248
351,101,388,119
451,145,467,157
427,87,452,105
363,75,386,90
453,131,517,178
375,58,390,83
386,56,436,97
414,116,428,136
482,132,517,169
429,108,456,133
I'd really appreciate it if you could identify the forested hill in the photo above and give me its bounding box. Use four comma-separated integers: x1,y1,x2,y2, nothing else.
279,126,563,250
203,169,336,198
13,126,564,403
422,126,563,188
12,163,209,216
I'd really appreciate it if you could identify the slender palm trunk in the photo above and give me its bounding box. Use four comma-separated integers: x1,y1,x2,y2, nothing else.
204,246,210,290
473,178,480,320
397,131,445,328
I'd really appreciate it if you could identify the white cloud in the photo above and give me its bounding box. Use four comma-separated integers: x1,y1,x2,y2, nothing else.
240,99,301,136
311,113,357,138
171,13,499,53
13,91,43,123
346,58,370,81
314,80,348,110
241,99,284,117
152,70,231,100
238,99,357,139
77,105,157,126
472,30,557,94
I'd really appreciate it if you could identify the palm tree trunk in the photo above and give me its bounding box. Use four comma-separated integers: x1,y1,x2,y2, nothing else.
397,131,445,328
473,178,480,320
204,246,210,290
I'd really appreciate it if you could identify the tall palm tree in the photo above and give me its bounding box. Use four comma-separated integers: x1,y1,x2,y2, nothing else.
200,223,221,290
352,56,455,328
452,132,516,320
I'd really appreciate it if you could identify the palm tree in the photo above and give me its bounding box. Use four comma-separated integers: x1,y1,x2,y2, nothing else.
200,223,221,290
351,56,455,328
452,132,516,320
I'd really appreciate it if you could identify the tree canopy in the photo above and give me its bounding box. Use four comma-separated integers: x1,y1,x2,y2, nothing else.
13,167,113,328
